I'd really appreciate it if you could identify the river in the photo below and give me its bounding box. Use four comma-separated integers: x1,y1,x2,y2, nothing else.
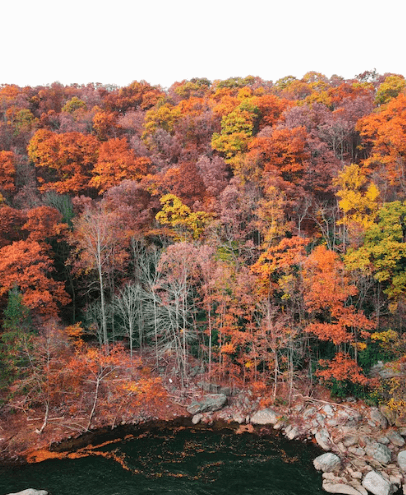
0,426,324,495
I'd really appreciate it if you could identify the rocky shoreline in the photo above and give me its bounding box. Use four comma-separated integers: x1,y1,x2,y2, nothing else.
186,390,406,495
3,387,406,495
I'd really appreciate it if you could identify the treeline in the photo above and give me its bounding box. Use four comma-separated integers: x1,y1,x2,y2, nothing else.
1,70,406,425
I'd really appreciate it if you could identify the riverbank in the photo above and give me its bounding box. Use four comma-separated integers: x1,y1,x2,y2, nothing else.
1,380,406,495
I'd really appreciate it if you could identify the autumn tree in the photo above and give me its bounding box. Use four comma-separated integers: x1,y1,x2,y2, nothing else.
0,150,16,194
28,129,99,195
335,163,380,248
156,194,213,241
345,200,406,310
357,93,406,200
90,137,150,194
303,245,374,385
0,240,70,317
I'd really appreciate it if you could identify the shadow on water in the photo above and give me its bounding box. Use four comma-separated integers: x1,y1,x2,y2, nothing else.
0,426,325,495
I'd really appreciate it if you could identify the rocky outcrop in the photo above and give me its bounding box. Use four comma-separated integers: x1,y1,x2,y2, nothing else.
313,452,341,472
362,470,396,495
187,394,227,415
7,490,48,495
250,408,279,425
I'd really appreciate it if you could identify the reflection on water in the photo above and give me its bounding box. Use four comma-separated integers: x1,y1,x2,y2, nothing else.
0,427,324,495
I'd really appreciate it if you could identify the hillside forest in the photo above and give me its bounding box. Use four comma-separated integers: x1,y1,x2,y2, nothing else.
1,70,406,433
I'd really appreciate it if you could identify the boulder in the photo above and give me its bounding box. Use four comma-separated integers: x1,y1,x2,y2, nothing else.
398,427,406,437
370,408,389,429
191,413,203,424
316,428,333,451
219,386,232,396
343,435,358,448
285,425,301,440
387,430,405,447
322,405,335,416
365,442,392,464
250,408,279,425
370,361,403,380
397,450,406,472
303,407,316,419
313,453,342,473
380,406,397,426
362,470,396,495
187,394,227,415
232,413,245,424
7,490,48,495
322,481,365,495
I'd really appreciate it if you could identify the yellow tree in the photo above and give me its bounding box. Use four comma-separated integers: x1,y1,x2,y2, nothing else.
335,163,380,248
155,194,213,241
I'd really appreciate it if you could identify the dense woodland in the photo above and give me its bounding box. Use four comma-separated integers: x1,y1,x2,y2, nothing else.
1,70,406,432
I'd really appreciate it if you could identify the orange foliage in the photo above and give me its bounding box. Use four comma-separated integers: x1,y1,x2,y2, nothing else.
0,206,26,248
92,110,119,141
0,150,16,193
23,206,68,244
0,240,70,316
248,126,310,187
90,137,150,194
303,245,374,345
316,352,369,385
28,129,99,194
357,93,406,195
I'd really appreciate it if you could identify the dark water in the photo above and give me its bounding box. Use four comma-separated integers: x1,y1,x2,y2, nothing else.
0,427,324,495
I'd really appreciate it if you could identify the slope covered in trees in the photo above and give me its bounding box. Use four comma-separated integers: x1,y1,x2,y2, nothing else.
1,71,406,437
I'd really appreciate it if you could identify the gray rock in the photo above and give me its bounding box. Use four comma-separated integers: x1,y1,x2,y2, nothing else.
303,407,316,419
397,450,406,472
273,421,285,430
348,447,366,456
398,427,406,437
187,394,227,415
232,413,245,424
370,361,403,380
362,470,396,495
313,453,342,473
380,406,397,426
387,430,406,447
349,481,368,495
370,407,389,429
7,490,48,495
218,386,232,396
322,405,335,416
365,442,392,464
285,426,301,440
322,481,365,495
378,437,390,445
250,408,279,425
192,413,203,424
316,429,332,451
338,409,362,426
343,435,358,447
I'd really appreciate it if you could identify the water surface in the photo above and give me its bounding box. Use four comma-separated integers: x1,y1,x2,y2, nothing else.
0,427,324,495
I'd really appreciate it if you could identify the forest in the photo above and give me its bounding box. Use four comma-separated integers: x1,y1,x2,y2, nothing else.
1,70,406,434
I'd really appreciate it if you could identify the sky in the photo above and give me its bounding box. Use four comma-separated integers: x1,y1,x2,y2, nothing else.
1,0,405,89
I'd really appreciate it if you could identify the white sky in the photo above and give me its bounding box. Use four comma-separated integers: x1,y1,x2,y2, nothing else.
1,0,404,89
